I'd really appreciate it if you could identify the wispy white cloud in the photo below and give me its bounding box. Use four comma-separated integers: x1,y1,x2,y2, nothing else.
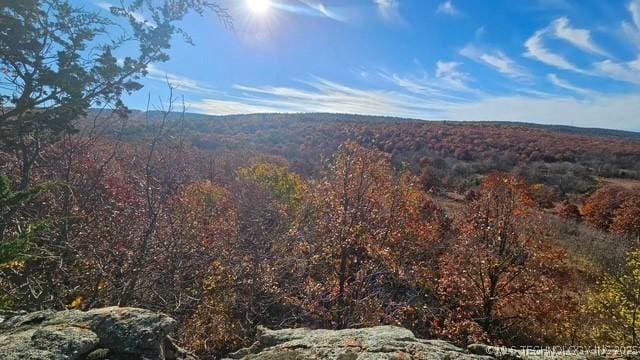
380,73,438,95
552,17,608,56
436,0,462,16
594,58,640,85
460,45,530,79
524,8,640,85
435,61,472,90
187,99,278,115
512,87,559,99
294,0,348,22
378,62,476,97
631,0,640,28
547,73,591,94
146,65,218,95
621,0,640,49
524,28,585,73
375,0,403,23
191,77,447,118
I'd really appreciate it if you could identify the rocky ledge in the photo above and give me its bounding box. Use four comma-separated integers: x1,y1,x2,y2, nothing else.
226,326,494,360
0,307,590,360
0,306,194,360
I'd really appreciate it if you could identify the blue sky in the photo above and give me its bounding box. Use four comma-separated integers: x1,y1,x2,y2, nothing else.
88,0,640,131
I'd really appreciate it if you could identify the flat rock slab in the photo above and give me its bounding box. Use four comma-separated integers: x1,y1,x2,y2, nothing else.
226,326,494,360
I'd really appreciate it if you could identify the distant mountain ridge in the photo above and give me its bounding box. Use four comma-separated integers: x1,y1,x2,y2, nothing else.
89,109,640,190
130,111,640,141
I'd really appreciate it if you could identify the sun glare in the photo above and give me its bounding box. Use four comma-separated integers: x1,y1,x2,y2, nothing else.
247,0,272,16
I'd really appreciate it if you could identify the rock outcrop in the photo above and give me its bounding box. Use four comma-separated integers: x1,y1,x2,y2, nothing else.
0,306,194,360
225,325,493,360
1,307,595,359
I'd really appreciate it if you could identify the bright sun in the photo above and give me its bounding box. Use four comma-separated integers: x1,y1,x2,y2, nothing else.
247,0,272,16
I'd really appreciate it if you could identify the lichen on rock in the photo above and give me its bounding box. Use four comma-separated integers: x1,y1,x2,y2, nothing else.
225,325,494,360
0,306,194,360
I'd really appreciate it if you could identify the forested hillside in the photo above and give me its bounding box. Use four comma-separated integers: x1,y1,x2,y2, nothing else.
128,111,640,195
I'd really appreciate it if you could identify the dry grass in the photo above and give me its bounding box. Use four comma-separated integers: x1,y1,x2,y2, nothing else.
596,177,640,190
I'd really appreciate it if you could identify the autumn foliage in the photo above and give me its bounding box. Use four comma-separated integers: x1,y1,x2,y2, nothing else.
437,175,576,345
582,185,640,238
0,111,638,358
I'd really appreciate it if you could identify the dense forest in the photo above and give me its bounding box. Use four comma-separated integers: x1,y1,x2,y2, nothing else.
133,112,640,193
2,1,640,359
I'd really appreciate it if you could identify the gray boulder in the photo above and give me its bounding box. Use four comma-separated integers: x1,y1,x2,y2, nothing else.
0,306,195,360
225,325,494,360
